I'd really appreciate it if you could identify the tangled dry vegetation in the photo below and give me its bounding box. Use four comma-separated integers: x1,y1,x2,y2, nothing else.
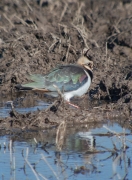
0,0,132,131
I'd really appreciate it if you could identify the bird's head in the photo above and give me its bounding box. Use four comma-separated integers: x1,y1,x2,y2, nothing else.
77,49,93,71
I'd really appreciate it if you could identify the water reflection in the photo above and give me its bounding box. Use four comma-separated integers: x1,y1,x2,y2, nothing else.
0,91,98,118
0,92,51,117
0,123,132,180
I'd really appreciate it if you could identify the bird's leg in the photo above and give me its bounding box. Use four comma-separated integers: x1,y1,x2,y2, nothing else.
66,101,79,109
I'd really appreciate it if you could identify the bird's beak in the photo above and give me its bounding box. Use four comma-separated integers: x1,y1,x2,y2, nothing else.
84,62,93,71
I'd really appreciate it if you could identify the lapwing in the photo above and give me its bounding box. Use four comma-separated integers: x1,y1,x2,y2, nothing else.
15,49,93,107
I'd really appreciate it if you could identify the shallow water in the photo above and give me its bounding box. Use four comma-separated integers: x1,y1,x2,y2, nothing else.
0,122,132,180
0,100,50,117
0,96,132,180
0,92,94,118
0,93,51,117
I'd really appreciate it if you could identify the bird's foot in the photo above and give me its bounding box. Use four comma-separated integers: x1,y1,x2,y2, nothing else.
66,101,79,109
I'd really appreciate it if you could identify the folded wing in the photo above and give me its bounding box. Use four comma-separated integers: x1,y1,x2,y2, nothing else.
16,65,88,92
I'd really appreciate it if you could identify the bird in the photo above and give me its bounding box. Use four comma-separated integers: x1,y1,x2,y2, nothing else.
15,49,93,107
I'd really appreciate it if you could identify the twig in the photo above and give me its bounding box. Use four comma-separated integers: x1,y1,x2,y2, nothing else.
77,2,84,15
97,145,117,153
10,101,18,118
48,40,59,52
113,18,122,33
112,154,121,177
9,139,15,171
56,120,67,150
23,0,33,11
59,3,68,22
103,125,118,135
89,39,99,48
38,173,48,180
45,100,58,112
25,148,40,180
103,125,132,146
53,84,64,99
25,159,40,180
34,138,38,144
41,154,60,180
65,42,70,63
106,41,108,60
106,87,111,100
13,15,29,26
3,13,14,28
72,24,89,48
48,33,61,52
26,99,60,129
0,26,8,32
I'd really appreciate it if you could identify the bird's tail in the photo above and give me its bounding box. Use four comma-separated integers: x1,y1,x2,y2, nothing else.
15,74,49,92
15,84,33,90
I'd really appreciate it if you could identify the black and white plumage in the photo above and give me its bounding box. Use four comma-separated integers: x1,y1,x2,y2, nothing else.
16,51,93,102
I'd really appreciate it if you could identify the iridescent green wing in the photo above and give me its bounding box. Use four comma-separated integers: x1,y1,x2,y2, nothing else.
21,65,88,92
44,65,88,92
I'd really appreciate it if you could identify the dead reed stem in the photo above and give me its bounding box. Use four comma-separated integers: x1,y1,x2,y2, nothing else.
41,154,60,180
56,121,67,151
25,148,40,180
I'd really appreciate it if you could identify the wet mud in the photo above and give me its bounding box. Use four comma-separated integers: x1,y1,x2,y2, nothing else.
0,0,132,132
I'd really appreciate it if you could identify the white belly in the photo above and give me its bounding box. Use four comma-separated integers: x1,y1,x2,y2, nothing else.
63,70,91,101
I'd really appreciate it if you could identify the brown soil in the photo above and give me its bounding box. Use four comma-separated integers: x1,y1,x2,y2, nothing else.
0,0,132,132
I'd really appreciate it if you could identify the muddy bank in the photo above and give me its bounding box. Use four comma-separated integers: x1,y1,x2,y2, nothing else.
0,0,132,131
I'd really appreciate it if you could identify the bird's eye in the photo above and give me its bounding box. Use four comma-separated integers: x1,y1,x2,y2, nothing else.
88,63,93,69
88,63,91,67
